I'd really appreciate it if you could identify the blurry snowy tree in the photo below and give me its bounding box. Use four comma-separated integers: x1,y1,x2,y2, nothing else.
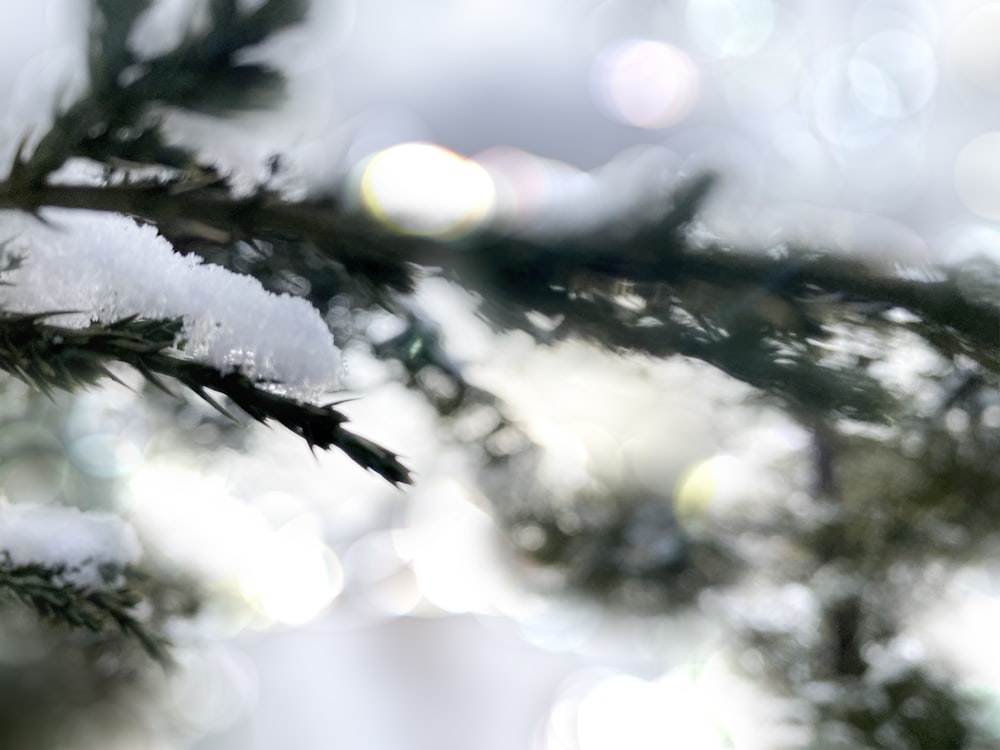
0,1,997,748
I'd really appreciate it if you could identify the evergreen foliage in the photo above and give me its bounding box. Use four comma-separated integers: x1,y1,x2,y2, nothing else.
0,1,997,748
0,557,171,664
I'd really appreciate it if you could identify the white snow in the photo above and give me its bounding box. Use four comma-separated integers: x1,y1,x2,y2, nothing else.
0,499,142,589
0,208,342,398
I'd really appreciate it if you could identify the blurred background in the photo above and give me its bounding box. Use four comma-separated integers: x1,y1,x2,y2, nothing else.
0,1,999,748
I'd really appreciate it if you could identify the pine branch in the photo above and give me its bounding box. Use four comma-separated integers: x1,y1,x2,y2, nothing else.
3,176,996,365
0,313,412,484
0,181,421,294
2,0,994,449
2,175,995,424
9,0,308,186
429,179,999,421
0,558,171,665
124,0,309,115
443,176,999,364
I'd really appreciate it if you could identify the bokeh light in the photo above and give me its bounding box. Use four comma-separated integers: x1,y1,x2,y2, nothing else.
576,673,724,750
65,434,143,479
343,530,422,617
0,420,68,505
934,222,1000,263
840,123,928,208
539,657,782,750
528,420,591,494
398,479,515,615
850,0,939,39
239,514,344,626
128,466,343,626
912,568,1000,695
722,50,802,120
948,3,1000,95
128,466,266,585
850,30,936,119
808,48,900,149
954,132,1000,220
476,146,564,227
674,454,749,528
168,645,259,736
62,387,149,480
762,124,837,200
590,39,700,129
686,0,776,58
358,141,496,237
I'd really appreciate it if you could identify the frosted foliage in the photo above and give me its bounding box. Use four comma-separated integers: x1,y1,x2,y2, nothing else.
0,210,342,396
0,500,141,589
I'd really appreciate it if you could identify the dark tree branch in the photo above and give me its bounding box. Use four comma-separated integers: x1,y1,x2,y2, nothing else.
0,313,411,484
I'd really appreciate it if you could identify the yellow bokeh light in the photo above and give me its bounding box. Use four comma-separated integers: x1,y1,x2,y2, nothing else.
591,39,700,129
674,454,745,525
359,142,496,238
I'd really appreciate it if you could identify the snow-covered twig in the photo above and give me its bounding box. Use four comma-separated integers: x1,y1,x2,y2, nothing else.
0,313,412,484
0,501,170,663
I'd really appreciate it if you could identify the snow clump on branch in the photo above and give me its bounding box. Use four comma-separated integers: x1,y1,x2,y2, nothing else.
0,209,342,398
0,500,141,590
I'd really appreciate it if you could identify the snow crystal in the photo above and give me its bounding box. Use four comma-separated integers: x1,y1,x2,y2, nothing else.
0,500,142,590
0,209,342,397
